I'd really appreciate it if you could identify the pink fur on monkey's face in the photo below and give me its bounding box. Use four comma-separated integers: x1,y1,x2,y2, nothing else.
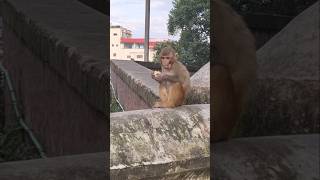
160,54,174,70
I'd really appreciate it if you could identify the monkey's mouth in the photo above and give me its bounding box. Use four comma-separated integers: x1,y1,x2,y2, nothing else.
163,65,170,69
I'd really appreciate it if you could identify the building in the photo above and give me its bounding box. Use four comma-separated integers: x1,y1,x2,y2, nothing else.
110,25,161,61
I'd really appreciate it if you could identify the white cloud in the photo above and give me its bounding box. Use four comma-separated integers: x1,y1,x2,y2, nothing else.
150,0,167,9
110,0,178,40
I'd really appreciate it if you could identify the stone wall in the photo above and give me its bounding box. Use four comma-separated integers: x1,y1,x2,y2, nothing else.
237,1,319,137
110,104,210,179
0,152,107,180
1,0,108,156
214,134,319,180
189,62,210,104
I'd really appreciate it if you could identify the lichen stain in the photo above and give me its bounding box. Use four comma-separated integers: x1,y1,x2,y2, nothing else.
244,142,298,180
110,105,210,176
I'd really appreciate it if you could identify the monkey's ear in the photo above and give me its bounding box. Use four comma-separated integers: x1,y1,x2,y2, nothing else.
175,53,179,61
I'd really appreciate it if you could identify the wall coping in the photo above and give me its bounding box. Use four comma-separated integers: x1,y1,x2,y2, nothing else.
256,1,319,81
0,135,317,179
0,152,107,179
189,62,210,104
214,134,319,179
110,104,210,179
2,0,108,113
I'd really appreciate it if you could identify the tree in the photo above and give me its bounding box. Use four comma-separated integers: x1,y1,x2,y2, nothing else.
163,0,210,67
227,0,318,16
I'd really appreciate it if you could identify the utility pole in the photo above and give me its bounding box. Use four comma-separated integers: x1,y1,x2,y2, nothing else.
144,0,150,62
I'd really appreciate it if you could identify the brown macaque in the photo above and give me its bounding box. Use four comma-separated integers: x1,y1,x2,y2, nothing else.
151,47,190,108
213,0,257,141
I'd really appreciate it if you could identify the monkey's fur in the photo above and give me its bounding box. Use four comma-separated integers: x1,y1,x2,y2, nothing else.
152,47,191,108
213,0,257,141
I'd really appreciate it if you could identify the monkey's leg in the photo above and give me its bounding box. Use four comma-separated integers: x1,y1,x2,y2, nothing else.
213,65,237,141
161,82,184,108
153,84,168,108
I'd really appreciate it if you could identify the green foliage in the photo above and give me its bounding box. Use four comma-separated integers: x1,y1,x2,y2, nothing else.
110,96,122,112
227,0,318,16
0,127,40,162
110,87,123,113
158,0,210,67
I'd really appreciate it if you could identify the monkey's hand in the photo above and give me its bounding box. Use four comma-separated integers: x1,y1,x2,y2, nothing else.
152,71,162,82
161,73,179,82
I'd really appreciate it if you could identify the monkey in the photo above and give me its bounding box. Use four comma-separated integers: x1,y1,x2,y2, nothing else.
212,0,257,141
151,47,191,108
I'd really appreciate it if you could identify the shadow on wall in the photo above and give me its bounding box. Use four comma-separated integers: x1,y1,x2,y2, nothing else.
236,1,319,137
77,0,108,15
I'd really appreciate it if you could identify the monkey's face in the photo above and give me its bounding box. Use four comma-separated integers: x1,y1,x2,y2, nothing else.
161,54,174,70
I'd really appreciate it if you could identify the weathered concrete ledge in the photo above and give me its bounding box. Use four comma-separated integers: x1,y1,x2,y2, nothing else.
189,62,210,104
257,2,319,81
2,0,108,113
0,152,107,180
111,60,210,110
214,134,319,180
237,2,319,136
238,79,319,136
110,104,210,179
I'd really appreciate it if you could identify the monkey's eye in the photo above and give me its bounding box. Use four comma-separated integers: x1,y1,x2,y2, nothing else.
161,56,171,60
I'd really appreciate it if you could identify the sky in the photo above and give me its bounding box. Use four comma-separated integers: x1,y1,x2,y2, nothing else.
110,0,179,40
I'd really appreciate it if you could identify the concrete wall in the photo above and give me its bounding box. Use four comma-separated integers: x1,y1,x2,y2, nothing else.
110,104,210,179
214,134,319,180
189,62,210,104
0,152,107,180
2,0,108,156
237,2,319,137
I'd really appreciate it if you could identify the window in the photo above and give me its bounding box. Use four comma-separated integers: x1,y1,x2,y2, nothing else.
112,44,114,47
113,33,117,36
113,53,116,57
137,55,143,59
127,55,131,58
116,44,118,47
124,43,133,49
136,44,144,49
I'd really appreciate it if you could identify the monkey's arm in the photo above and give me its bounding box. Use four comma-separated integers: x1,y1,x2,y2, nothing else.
151,71,179,82
161,73,180,82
